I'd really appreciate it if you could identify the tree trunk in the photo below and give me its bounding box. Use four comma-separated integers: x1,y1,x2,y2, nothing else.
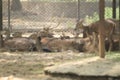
99,0,105,58
11,0,22,11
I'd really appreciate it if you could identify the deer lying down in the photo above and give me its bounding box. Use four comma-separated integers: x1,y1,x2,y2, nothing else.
36,36,84,52
4,37,36,51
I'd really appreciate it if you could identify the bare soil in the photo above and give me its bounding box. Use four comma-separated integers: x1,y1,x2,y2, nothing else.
0,51,90,80
0,51,120,80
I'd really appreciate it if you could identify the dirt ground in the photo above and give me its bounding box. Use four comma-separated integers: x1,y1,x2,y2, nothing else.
0,50,120,80
0,51,92,80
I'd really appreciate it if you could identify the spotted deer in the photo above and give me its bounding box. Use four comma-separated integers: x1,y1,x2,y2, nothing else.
35,35,84,52
4,37,36,51
1,30,36,51
75,19,116,52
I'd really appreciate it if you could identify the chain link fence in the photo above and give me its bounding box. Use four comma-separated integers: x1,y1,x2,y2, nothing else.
2,0,120,33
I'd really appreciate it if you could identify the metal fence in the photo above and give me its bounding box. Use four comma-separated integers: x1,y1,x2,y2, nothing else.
2,0,120,33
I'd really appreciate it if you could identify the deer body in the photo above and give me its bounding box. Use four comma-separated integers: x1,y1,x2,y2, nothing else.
75,19,116,52
36,37,84,52
4,37,36,51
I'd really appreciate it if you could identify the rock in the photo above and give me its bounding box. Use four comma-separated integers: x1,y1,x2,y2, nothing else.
44,57,120,77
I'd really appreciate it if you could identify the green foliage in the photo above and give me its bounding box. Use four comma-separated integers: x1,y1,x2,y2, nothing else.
84,7,119,23
116,7,119,19
84,12,99,24
105,7,112,19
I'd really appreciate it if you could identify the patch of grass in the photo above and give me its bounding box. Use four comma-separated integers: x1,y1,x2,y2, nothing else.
77,52,120,62
30,67,44,74
20,63,44,75
106,52,120,62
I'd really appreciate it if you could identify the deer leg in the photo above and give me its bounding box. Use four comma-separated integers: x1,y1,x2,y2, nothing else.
93,32,97,46
108,36,113,52
92,32,99,53
108,41,112,52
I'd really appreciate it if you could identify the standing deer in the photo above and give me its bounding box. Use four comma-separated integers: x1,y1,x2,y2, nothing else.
75,19,116,52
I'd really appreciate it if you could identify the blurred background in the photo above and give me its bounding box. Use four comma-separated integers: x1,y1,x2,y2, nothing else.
2,0,120,33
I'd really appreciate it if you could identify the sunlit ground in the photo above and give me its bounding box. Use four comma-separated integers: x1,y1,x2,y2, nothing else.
0,51,120,80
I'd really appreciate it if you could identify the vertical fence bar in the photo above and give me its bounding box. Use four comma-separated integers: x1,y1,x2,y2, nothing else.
119,0,120,51
8,0,11,32
112,0,116,19
0,0,3,48
0,0,2,31
7,0,11,39
77,0,80,22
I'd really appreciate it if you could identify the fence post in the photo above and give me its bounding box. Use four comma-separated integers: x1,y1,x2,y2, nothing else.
119,0,120,51
112,0,116,19
98,0,105,58
0,0,3,48
0,0,2,31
